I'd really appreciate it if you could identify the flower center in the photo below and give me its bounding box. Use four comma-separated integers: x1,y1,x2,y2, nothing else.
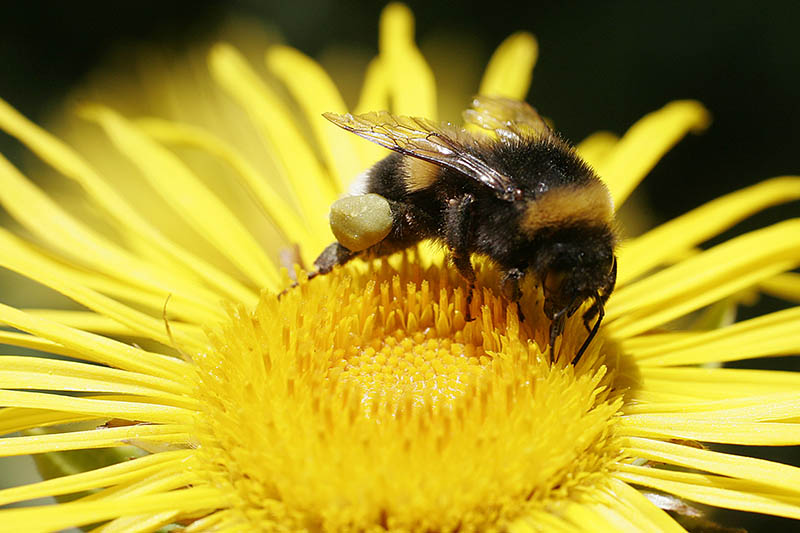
333,327,491,411
193,251,622,532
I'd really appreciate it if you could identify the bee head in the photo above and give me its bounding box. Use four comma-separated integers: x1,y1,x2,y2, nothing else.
534,226,616,321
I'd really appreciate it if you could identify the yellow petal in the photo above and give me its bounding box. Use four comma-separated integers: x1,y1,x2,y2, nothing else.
558,502,634,533
22,309,201,339
0,408,95,436
623,437,800,494
0,229,206,351
632,307,800,366
618,176,800,285
615,465,800,520
0,449,191,506
0,359,193,409
607,220,800,337
635,367,800,402
509,512,582,533
136,116,315,267
760,271,800,303
601,479,688,533
356,57,390,114
0,487,220,533
0,390,192,426
0,303,186,380
0,98,255,307
479,32,538,99
618,417,800,445
380,3,437,117
576,131,619,169
0,154,226,313
0,424,192,456
80,105,281,290
266,45,362,192
208,43,336,247
597,101,710,207
353,57,393,165
89,511,181,533
624,392,800,421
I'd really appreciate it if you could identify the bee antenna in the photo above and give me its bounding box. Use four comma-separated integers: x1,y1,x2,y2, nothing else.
571,294,605,365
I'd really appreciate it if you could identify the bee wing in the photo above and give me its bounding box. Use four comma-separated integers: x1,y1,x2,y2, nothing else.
323,110,521,201
462,95,554,141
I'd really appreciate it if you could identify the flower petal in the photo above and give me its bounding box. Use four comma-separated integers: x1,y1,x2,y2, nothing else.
380,3,437,117
607,220,800,338
618,418,800,445
81,105,281,290
0,154,228,313
623,392,800,421
557,501,636,533
0,449,191,506
633,367,800,403
599,479,687,533
623,437,800,494
88,511,182,533
0,356,195,406
615,465,800,520
0,98,256,307
0,229,207,351
618,176,800,285
356,58,390,114
509,512,582,533
208,43,336,247
576,131,619,169
22,309,201,339
13,253,221,332
761,272,800,303
0,408,96,436
0,486,220,533
0,303,186,379
597,101,710,207
136,117,316,267
0,390,193,426
630,307,800,366
0,424,192,456
266,45,363,192
352,57,394,165
479,32,538,99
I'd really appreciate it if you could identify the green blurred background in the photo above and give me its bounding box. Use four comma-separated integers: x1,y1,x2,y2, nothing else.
0,1,798,530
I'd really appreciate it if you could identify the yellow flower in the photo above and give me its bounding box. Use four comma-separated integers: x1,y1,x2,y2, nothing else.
1,3,799,532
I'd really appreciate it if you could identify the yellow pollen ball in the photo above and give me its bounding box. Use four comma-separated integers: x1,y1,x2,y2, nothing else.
192,250,623,532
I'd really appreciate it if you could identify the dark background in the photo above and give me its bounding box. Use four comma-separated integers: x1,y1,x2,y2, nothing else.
1,1,798,530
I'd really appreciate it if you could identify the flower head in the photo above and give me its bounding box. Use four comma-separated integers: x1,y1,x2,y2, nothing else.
1,3,799,532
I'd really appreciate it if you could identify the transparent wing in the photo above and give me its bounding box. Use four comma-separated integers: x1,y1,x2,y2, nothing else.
323,110,520,201
462,95,553,141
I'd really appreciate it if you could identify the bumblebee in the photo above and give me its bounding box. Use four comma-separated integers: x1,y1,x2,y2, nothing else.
312,96,617,363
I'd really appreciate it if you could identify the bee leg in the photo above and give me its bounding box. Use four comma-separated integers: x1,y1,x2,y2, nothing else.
501,268,526,322
573,300,605,365
548,309,568,361
313,242,357,275
279,242,356,298
581,300,601,333
445,194,476,321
